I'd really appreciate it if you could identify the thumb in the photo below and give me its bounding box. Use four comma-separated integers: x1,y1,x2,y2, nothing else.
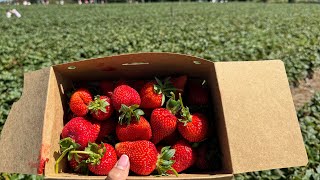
106,154,130,180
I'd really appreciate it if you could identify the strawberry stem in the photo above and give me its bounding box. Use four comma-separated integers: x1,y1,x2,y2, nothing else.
156,146,178,177
55,146,73,174
118,104,144,125
88,95,109,114
166,92,181,115
178,93,192,126
55,137,81,173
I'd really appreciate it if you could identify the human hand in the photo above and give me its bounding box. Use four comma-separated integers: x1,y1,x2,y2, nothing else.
106,154,130,180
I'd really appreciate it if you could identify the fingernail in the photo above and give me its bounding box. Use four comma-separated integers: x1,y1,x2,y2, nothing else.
116,155,129,170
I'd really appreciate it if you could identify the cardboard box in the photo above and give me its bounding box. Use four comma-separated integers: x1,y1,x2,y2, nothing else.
0,53,308,179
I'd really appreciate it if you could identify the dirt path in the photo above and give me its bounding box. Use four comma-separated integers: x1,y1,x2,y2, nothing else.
291,70,320,109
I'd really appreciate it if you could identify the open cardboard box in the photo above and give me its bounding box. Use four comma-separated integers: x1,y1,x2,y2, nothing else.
0,53,308,180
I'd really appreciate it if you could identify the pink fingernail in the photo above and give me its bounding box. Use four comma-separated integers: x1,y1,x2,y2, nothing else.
116,155,129,170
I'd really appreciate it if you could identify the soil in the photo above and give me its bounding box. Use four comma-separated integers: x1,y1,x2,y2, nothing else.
291,70,320,110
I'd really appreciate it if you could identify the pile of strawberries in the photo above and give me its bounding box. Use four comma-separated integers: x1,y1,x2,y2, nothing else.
56,75,221,176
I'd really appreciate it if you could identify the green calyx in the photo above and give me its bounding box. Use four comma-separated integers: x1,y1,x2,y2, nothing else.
88,95,109,114
156,146,178,177
55,139,106,174
118,104,144,125
55,137,80,174
166,92,181,115
154,77,177,106
68,142,106,166
178,93,192,126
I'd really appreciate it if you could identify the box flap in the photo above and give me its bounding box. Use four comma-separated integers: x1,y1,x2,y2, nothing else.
52,52,214,81
214,60,308,173
0,68,51,175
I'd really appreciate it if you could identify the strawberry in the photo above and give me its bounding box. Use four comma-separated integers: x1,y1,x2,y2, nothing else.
116,116,152,142
99,80,114,97
171,75,188,96
115,140,178,176
140,77,176,109
88,95,113,121
150,92,180,144
87,143,118,175
187,80,209,105
95,118,117,142
61,117,100,149
177,94,208,142
69,88,92,117
169,140,196,173
112,85,141,111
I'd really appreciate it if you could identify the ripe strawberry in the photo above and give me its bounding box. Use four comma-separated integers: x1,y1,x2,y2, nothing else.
99,80,114,97
112,85,141,111
87,143,118,175
187,80,209,105
171,75,188,96
116,116,152,142
169,140,196,173
61,117,100,149
150,93,180,144
115,140,177,176
177,94,208,142
95,118,117,142
69,88,92,117
88,95,113,121
140,77,176,109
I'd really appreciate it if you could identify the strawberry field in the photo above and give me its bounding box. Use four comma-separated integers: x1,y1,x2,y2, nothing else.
0,2,320,179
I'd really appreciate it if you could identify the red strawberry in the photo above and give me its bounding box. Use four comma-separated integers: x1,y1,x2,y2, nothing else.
187,80,209,105
99,81,114,97
140,77,177,109
116,116,152,142
61,117,100,149
69,88,92,117
178,113,208,142
89,95,113,121
112,85,141,111
150,93,180,144
95,118,117,142
115,141,177,176
171,75,187,96
177,94,208,142
139,81,163,109
87,143,118,175
169,140,196,173
151,108,177,144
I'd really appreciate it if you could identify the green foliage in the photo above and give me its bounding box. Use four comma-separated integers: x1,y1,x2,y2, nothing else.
235,92,320,180
0,3,319,179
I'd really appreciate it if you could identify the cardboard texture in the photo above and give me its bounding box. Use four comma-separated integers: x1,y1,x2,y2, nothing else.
0,53,308,179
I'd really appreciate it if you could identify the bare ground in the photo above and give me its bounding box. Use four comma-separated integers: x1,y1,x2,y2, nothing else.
291,70,320,109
